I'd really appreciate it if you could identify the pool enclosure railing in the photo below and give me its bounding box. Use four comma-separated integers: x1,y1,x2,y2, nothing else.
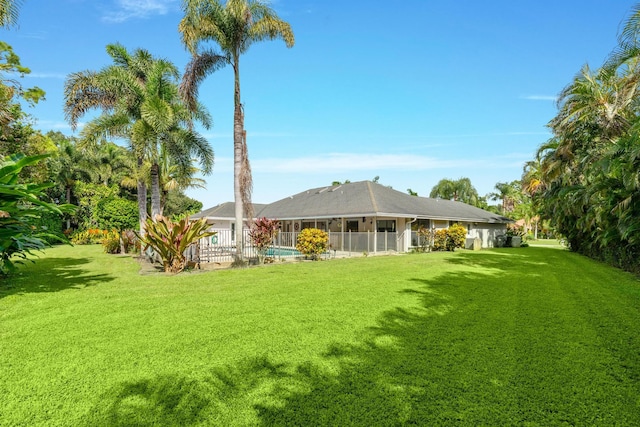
191,229,401,264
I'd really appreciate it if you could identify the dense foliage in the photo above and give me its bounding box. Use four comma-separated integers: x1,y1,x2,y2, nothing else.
296,227,328,260
95,197,139,232
0,154,74,275
64,43,214,241
526,4,640,273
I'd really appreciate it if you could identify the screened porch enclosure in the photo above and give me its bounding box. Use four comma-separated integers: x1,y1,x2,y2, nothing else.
193,229,401,264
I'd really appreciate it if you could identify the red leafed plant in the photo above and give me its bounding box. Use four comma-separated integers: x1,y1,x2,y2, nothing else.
248,217,280,264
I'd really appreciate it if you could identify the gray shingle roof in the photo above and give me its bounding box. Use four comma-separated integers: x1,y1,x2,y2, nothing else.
190,202,268,220
257,181,511,224
193,181,511,224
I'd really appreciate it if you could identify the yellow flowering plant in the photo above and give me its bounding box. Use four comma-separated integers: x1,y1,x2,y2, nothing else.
295,228,328,260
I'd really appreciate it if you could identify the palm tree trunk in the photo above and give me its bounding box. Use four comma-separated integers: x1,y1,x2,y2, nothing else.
233,59,244,265
160,189,167,217
136,156,148,247
150,162,161,220
65,185,72,230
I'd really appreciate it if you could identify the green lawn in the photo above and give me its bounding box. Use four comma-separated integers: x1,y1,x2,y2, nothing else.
526,238,565,248
1,245,639,426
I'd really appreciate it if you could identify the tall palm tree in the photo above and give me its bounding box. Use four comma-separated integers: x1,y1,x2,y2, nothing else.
179,0,294,262
64,43,213,237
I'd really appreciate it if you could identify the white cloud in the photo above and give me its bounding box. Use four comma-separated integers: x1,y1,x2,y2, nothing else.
251,153,481,173
520,95,557,101
35,120,74,130
102,0,178,23
26,73,67,79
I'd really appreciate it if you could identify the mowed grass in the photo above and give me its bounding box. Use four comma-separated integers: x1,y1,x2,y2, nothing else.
1,245,639,426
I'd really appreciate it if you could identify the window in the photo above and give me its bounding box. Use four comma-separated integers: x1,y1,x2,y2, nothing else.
412,219,431,230
377,220,396,232
346,220,359,232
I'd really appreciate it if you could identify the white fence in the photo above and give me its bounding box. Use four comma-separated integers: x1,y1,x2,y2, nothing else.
190,230,400,264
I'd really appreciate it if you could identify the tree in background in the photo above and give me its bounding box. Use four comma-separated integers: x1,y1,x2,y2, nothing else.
0,42,46,159
163,190,202,220
83,141,134,187
429,177,479,206
490,180,522,215
180,0,294,264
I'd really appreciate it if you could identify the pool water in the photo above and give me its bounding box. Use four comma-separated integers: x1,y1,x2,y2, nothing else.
266,247,301,256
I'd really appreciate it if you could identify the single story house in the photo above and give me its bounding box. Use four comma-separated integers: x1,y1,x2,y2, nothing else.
192,180,512,253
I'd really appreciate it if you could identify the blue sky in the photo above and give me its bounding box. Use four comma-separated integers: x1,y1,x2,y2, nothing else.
4,0,638,208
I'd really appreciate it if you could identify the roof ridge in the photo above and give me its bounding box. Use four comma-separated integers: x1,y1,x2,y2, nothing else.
366,181,379,212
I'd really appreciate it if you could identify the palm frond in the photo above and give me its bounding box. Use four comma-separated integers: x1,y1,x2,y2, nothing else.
180,50,228,112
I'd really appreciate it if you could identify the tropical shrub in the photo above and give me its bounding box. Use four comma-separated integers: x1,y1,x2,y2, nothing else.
432,224,467,252
248,217,280,264
447,223,467,250
95,197,139,232
101,229,121,254
296,228,328,260
71,228,109,245
121,229,139,253
432,229,449,251
0,153,75,276
31,210,64,244
136,216,216,274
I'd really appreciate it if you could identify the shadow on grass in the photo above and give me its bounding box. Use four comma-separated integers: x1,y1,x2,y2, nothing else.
83,357,292,426
83,250,640,425
254,249,639,425
1,256,114,298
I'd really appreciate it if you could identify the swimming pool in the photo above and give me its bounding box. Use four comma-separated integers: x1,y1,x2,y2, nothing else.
266,247,302,257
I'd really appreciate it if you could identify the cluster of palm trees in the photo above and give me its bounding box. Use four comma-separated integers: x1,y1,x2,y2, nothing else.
64,43,215,237
63,0,294,263
523,4,640,272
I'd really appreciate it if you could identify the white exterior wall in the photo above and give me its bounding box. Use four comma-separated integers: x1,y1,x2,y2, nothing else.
199,215,507,251
432,220,449,230
469,223,506,248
